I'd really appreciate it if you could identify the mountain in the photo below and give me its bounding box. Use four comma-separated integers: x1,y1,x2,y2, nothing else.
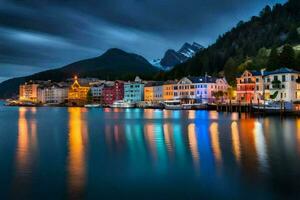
152,42,204,70
164,0,300,82
0,48,158,98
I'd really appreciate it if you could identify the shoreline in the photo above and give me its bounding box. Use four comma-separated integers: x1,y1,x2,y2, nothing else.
4,103,300,117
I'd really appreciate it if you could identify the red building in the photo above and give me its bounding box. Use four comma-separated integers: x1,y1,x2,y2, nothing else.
102,81,124,105
236,70,262,103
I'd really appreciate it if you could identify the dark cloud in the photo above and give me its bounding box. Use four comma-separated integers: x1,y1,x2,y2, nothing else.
0,0,286,82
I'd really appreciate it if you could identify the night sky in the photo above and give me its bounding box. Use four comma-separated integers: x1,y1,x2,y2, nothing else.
0,0,286,83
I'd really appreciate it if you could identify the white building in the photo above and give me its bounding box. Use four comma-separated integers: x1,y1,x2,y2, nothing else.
38,83,69,104
174,76,229,103
264,68,300,102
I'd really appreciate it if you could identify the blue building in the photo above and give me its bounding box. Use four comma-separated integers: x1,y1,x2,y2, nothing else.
124,76,145,102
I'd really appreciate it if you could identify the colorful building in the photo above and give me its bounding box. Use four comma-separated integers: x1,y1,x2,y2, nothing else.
102,81,124,105
90,82,105,103
237,68,300,103
124,77,144,102
68,76,90,106
236,70,262,103
19,80,52,103
173,77,196,104
174,76,229,104
144,81,164,103
19,81,40,102
163,80,177,101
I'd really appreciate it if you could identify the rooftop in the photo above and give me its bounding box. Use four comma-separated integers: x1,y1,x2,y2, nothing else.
187,76,218,83
265,68,300,75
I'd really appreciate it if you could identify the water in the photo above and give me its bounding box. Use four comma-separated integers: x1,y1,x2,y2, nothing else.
0,103,300,199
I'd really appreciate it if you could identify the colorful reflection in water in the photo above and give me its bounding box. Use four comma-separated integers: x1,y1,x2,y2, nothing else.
13,107,37,196
231,121,241,164
1,106,300,199
210,122,222,169
188,123,200,172
67,108,87,199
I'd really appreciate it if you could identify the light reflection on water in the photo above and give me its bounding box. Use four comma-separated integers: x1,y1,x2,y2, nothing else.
13,107,37,198
0,106,300,199
67,108,87,199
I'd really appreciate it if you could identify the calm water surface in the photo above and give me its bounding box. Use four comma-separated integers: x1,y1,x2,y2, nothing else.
0,101,300,199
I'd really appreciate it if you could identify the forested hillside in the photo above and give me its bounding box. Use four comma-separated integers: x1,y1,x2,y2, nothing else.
162,0,300,85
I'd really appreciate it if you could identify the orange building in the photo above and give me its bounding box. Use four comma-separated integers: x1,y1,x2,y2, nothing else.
68,76,90,106
144,85,154,102
19,81,40,102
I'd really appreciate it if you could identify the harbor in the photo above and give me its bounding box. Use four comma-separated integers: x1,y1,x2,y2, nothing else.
1,102,300,199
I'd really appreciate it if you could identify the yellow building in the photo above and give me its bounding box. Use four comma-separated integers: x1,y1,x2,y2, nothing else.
163,80,177,101
19,81,39,102
144,86,154,102
68,76,90,106
144,81,164,103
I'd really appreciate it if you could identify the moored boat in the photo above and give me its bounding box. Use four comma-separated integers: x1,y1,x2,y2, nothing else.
84,104,101,108
163,100,182,110
252,101,293,112
110,100,135,108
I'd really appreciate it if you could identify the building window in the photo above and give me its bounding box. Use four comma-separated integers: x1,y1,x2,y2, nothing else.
256,78,259,82
274,76,278,81
282,75,286,82
291,75,295,81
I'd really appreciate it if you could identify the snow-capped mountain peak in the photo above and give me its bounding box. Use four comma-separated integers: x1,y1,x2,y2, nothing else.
152,42,204,70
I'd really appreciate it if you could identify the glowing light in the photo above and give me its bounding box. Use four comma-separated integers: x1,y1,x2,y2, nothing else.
14,107,37,189
231,121,241,164
16,107,30,172
188,110,196,119
144,123,157,160
68,108,87,199
253,120,268,172
210,122,222,167
188,123,200,170
163,123,174,155
209,111,219,120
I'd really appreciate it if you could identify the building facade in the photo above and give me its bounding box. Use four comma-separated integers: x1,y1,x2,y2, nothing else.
124,77,144,102
38,83,69,104
102,81,124,105
173,77,196,104
236,70,262,103
68,76,90,106
264,68,300,102
19,82,39,102
163,81,177,101
173,76,229,104
90,83,105,103
144,81,164,103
